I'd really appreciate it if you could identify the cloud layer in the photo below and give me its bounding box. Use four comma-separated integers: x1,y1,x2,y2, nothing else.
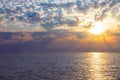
0,32,119,52
0,0,120,32
0,0,119,52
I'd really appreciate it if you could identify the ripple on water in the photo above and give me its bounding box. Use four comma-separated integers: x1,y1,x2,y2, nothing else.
0,52,120,80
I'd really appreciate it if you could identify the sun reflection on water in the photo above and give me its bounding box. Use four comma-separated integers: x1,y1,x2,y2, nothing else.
92,52,103,62
88,52,105,80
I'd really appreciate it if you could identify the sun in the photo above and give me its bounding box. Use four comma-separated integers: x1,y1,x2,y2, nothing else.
89,22,106,35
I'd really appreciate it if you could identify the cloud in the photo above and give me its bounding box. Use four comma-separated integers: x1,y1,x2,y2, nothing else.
46,34,120,52
0,0,119,52
11,33,33,41
0,32,34,45
24,11,40,23
0,32,119,52
0,0,119,34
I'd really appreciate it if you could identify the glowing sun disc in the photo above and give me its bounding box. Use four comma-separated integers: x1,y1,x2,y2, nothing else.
89,22,105,35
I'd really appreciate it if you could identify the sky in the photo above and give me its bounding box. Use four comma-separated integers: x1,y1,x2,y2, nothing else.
0,0,120,52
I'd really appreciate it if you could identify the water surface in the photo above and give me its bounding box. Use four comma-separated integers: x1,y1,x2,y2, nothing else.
0,52,120,80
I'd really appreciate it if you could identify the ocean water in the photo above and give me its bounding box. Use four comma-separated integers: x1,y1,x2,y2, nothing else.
0,52,120,80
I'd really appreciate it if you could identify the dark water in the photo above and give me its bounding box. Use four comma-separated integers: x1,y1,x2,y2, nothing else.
0,52,120,80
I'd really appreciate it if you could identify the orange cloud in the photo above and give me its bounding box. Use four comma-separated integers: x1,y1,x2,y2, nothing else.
47,34,120,52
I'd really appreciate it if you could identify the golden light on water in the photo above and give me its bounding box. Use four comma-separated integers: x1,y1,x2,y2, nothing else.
89,52,105,80
92,53,102,61
89,22,106,35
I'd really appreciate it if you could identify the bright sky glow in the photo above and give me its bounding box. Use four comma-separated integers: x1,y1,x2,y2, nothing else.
89,22,106,35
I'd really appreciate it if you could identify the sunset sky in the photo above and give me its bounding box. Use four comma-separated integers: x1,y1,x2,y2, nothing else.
0,0,120,52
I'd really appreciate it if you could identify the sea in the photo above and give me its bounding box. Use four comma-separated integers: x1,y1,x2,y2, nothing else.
0,52,120,80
